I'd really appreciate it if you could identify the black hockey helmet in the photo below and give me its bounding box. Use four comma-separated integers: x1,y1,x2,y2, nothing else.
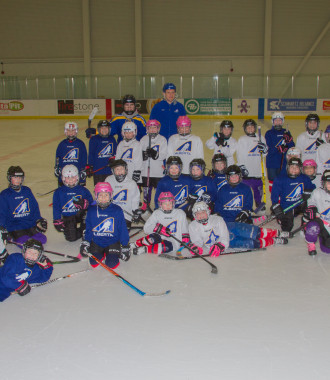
189,158,206,180
7,166,25,190
166,156,183,179
97,120,110,137
322,169,330,194
226,165,242,186
286,157,302,178
220,120,234,131
212,153,227,174
243,119,257,136
109,159,128,182
122,94,136,105
22,238,44,266
305,113,320,135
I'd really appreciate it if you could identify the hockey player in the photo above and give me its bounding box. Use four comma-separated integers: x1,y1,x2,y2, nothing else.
140,119,167,206
0,239,53,302
154,156,193,210
296,114,325,162
53,165,93,242
115,121,143,184
87,120,117,184
105,159,140,230
303,170,330,255
279,146,302,176
265,112,295,193
0,166,47,245
205,120,238,166
214,165,254,224
0,229,8,265
236,119,268,209
109,95,147,143
271,158,316,232
167,116,204,174
130,192,189,255
207,153,228,191
150,83,186,140
316,125,330,180
80,182,130,269
302,159,319,187
55,122,88,186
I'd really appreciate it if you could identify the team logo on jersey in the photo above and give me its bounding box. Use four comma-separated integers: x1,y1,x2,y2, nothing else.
205,230,220,246
174,186,188,204
248,145,259,154
224,195,243,208
286,183,303,200
217,179,227,190
275,139,285,148
166,221,177,233
121,148,133,160
324,159,330,165
195,186,207,199
176,141,192,153
320,207,330,218
92,217,114,235
305,141,317,151
16,269,32,282
152,145,160,153
13,198,30,215
62,195,82,212
113,189,128,203
98,143,114,158
63,148,79,160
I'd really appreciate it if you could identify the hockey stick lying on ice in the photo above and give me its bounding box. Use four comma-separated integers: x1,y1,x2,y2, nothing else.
159,247,266,260
85,252,170,297
37,188,57,197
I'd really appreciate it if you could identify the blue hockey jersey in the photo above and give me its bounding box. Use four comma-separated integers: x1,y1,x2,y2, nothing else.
154,175,193,209
265,127,295,169
88,134,117,175
190,175,218,202
55,138,87,171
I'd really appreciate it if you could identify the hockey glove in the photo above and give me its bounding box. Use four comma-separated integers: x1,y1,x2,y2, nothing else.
120,244,131,262
257,142,268,154
85,127,96,138
85,165,94,178
302,205,318,223
153,223,171,237
235,210,252,224
0,249,9,264
315,138,325,147
239,165,249,178
80,240,90,257
16,281,31,297
0,226,8,245
209,242,225,257
132,170,141,182
283,130,293,144
187,242,203,256
142,150,148,161
302,189,313,202
182,233,190,244
277,144,288,154
54,165,61,178
146,147,159,160
187,193,198,205
132,209,143,224
37,255,53,269
80,169,87,183
73,197,89,210
271,203,285,220
36,218,48,233
53,219,65,233
214,132,227,147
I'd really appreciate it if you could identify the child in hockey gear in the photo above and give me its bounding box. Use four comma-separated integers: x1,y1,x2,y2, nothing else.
0,229,9,265
55,122,87,186
208,153,228,190
140,119,168,206
297,113,324,162
130,192,189,255
109,95,147,143
154,156,193,210
271,158,315,232
53,165,93,242
149,83,186,140
316,125,330,179
214,165,254,223
115,121,143,184
87,120,117,185
0,166,47,245
80,182,130,269
303,170,330,255
302,159,319,187
0,238,53,302
105,159,140,229
265,112,295,193
167,116,204,174
279,147,302,176
237,119,268,209
206,120,238,166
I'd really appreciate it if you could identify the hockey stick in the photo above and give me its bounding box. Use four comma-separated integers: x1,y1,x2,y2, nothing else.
88,106,98,128
37,188,57,197
86,252,170,297
257,125,267,204
141,134,153,214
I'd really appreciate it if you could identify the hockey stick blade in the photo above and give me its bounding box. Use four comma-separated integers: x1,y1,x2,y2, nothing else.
88,106,98,127
159,248,266,260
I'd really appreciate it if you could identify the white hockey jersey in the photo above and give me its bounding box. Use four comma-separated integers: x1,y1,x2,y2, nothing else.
296,130,325,162
105,175,140,222
308,187,330,233
167,134,204,174
115,138,143,183
140,134,168,178
189,215,230,251
205,135,237,166
144,208,189,251
236,135,267,177
316,142,330,177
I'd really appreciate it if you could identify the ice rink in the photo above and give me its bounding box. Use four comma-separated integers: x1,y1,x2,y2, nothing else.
1,117,330,380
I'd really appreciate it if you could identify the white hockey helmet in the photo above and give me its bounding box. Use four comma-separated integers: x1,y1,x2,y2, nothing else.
121,121,137,140
271,112,284,129
61,164,79,187
64,121,78,134
192,201,210,224
286,147,302,159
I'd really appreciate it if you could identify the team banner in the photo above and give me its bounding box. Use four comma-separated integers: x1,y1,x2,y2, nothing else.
232,99,258,116
267,98,317,112
184,98,232,115
57,99,106,116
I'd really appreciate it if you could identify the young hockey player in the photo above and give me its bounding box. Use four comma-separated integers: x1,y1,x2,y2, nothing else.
105,159,141,230
140,119,167,206
296,114,325,162
80,182,130,269
279,146,302,176
167,116,204,174
207,153,228,191
205,120,238,166
53,165,93,242
55,122,88,186
214,165,254,224
0,166,47,245
236,119,268,209
154,156,193,210
87,120,117,184
316,125,330,179
0,229,8,265
302,159,319,187
150,83,186,140
115,121,143,184
0,239,53,302
130,192,189,255
265,112,295,193
271,158,316,232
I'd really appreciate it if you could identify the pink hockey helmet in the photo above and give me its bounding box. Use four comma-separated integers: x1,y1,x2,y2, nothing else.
94,182,113,208
176,116,192,128
146,119,161,138
302,159,317,168
158,192,175,214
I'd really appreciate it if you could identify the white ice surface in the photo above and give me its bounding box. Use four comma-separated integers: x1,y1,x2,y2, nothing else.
1,118,330,380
